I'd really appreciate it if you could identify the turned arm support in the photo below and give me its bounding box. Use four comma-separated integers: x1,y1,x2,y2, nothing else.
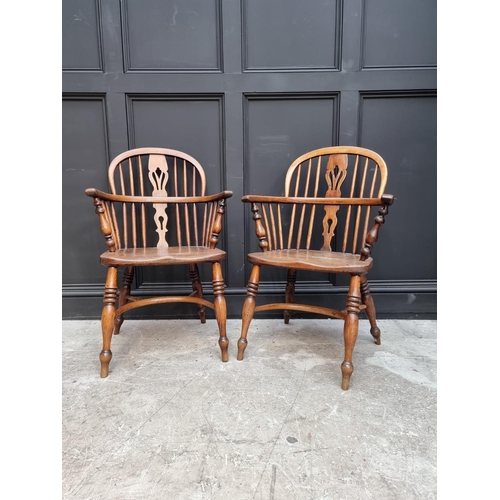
86,195,116,252
209,198,230,249
240,200,269,251
360,194,394,261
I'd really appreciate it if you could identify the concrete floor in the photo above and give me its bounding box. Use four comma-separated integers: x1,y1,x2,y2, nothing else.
62,318,437,499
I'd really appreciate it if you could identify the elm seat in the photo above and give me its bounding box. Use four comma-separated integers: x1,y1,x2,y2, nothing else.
238,146,394,390
85,147,233,378
100,246,227,266
247,250,373,274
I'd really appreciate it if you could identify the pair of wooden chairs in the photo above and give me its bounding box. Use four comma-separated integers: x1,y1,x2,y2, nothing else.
85,146,394,390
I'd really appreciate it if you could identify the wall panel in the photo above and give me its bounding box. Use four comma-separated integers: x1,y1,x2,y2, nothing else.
243,0,341,70
359,92,437,280
362,0,437,68
122,0,221,71
62,0,103,71
62,96,109,285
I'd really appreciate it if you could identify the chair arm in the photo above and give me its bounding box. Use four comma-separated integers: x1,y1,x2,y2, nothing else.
241,194,389,206
86,188,233,204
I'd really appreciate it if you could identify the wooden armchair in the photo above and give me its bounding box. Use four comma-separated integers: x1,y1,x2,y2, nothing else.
85,147,233,377
237,146,394,390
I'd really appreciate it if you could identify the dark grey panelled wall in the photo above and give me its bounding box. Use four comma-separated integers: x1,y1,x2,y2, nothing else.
62,0,437,319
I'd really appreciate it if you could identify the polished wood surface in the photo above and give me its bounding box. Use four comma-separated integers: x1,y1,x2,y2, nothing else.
237,146,394,390
86,148,233,376
247,249,373,274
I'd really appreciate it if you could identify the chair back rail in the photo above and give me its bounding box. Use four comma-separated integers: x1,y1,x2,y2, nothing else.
255,147,389,255
101,148,216,250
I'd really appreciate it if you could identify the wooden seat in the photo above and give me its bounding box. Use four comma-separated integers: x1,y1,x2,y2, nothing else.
248,250,373,274
85,147,233,377
237,146,394,390
100,246,226,266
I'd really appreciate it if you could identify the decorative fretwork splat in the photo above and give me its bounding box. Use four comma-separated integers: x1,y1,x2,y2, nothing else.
321,154,347,251
148,154,169,248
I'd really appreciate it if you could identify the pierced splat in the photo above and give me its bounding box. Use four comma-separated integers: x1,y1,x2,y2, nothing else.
321,154,347,251
148,154,169,248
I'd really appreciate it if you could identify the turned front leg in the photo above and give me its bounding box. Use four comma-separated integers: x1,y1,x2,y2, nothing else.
100,266,118,378
212,261,228,362
361,275,380,344
114,265,134,335
238,264,261,360
341,275,362,390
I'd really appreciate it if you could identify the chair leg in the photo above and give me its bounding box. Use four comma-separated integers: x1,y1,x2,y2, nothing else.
114,265,134,335
100,266,118,378
189,263,206,324
284,268,296,324
237,264,261,360
212,261,229,362
361,275,381,344
341,275,362,390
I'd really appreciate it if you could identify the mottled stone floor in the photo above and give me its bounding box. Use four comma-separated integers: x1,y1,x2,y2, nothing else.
62,318,437,499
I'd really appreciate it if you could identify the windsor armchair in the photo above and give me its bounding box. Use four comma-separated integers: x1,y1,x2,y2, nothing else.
237,146,394,390
85,147,233,377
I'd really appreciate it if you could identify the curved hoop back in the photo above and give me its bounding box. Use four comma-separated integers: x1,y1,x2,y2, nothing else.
284,146,388,199
107,147,207,197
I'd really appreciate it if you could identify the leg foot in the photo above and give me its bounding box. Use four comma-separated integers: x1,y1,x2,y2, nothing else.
100,266,118,377
100,350,112,378
237,338,248,360
238,265,261,361
370,327,381,345
341,275,361,390
361,276,381,344
212,262,228,362
341,361,353,390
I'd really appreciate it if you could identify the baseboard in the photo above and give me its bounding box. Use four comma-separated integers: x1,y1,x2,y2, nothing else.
62,280,437,320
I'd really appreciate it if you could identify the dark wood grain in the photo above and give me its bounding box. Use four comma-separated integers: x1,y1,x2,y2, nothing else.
86,148,233,377
237,146,394,390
